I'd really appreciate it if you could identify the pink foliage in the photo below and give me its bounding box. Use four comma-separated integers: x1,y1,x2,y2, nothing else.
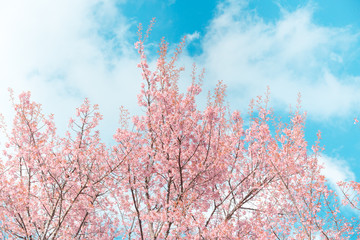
0,94,120,239
0,23,357,239
111,26,355,239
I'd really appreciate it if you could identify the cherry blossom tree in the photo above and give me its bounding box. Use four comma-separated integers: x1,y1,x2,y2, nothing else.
0,92,122,239
112,24,356,239
0,22,357,239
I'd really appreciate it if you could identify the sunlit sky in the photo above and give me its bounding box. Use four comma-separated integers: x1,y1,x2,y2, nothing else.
1,0,360,191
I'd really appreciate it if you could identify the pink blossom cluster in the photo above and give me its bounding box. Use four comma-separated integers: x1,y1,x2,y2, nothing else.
0,25,357,239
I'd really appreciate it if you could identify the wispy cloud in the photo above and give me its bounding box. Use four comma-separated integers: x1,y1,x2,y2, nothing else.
0,0,140,142
186,31,200,43
1,0,359,145
193,0,360,120
319,154,355,193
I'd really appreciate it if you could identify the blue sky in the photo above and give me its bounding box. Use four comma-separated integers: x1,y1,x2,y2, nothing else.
1,0,360,199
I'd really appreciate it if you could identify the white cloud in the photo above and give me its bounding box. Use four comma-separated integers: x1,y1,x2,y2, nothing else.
186,31,200,43
193,0,360,120
0,0,140,142
319,154,355,195
1,0,360,145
